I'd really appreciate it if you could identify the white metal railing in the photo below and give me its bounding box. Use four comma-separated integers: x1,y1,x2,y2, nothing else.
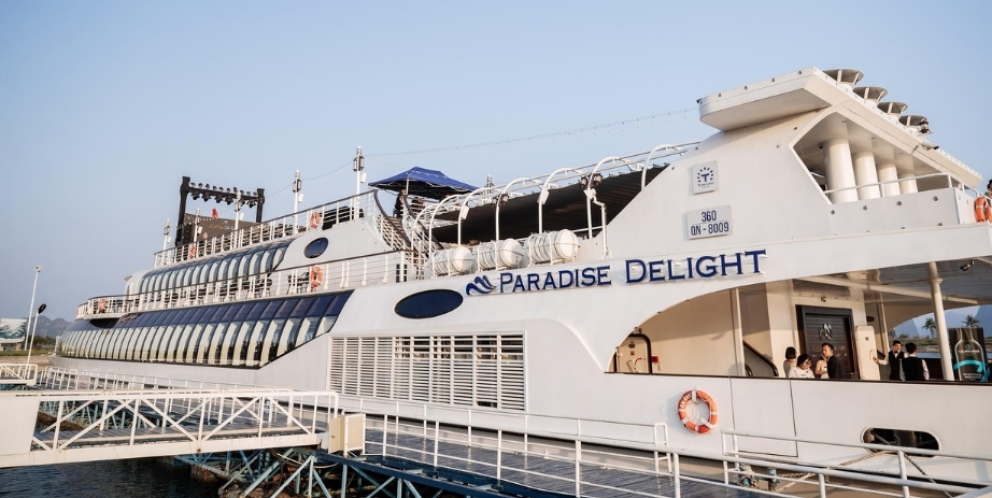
39,367,264,391
154,191,378,269
343,396,984,498
19,388,340,457
721,429,992,496
77,249,420,319
0,363,38,385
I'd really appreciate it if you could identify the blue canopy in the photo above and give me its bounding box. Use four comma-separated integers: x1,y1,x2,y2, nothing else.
370,166,477,200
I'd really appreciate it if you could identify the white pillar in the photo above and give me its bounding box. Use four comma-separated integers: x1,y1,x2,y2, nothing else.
824,139,858,203
928,262,954,381
896,155,918,194
875,149,900,197
853,151,881,200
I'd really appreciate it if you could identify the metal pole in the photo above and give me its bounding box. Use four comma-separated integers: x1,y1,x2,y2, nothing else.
162,219,171,250
24,266,41,354
928,262,955,380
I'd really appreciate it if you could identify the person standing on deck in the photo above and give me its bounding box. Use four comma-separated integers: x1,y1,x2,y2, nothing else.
822,343,846,379
783,347,797,377
900,343,929,381
393,189,408,217
873,340,905,381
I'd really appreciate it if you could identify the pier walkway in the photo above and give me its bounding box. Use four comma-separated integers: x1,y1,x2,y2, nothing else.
0,370,363,469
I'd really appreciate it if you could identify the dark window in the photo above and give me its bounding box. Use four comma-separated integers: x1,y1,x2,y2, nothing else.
260,301,281,320
205,305,228,322
149,312,168,327
395,290,463,319
221,304,241,322
863,428,939,455
304,238,329,259
189,306,210,325
233,303,252,321
177,308,196,325
275,299,298,319
246,301,268,320
291,298,316,318
327,291,353,315
307,295,335,317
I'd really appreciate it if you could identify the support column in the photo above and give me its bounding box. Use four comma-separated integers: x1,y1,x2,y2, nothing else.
875,149,901,197
928,262,954,381
896,155,918,194
824,139,858,204
853,151,881,200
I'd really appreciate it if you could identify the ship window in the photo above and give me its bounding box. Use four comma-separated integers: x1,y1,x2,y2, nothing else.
198,263,210,285
167,271,177,290
221,304,241,322
394,290,463,319
246,301,267,320
273,246,287,267
249,252,262,275
304,238,329,259
261,250,275,272
275,299,298,319
291,298,316,318
260,301,281,320
307,295,336,317
233,303,252,321
327,291,353,315
863,428,939,455
217,259,230,283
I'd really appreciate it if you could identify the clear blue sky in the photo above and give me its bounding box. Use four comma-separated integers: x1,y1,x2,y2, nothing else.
1,1,990,320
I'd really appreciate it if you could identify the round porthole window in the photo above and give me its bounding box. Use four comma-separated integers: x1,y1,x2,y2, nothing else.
395,290,463,319
304,238,329,259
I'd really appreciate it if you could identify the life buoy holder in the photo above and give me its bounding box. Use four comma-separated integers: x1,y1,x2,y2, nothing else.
97,298,107,314
309,212,322,230
188,244,197,259
309,265,324,290
975,197,992,223
677,388,718,434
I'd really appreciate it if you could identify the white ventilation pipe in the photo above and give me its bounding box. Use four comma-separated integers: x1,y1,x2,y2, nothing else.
896,154,918,194
874,149,900,197
824,139,858,203
853,151,881,200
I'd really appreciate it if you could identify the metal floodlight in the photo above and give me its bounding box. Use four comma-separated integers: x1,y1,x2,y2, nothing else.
38,303,46,314
498,194,509,208
961,260,975,272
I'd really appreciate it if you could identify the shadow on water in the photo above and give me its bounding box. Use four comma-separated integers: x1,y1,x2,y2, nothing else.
0,458,219,498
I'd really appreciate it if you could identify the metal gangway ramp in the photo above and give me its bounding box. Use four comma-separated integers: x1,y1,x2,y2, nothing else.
0,363,38,387
0,379,363,468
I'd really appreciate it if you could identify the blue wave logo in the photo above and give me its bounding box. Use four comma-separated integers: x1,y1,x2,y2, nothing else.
466,276,496,296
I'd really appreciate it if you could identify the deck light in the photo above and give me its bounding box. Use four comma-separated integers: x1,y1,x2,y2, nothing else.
960,260,974,272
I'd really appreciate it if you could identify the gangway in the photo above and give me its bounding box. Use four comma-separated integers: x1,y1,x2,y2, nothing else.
0,363,38,387
0,384,363,468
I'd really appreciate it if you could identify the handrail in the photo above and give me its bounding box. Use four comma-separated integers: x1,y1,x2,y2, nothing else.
823,172,955,196
741,341,779,377
77,249,409,319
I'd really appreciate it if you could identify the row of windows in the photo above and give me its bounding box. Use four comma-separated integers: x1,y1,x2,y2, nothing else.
137,240,291,295
60,292,351,368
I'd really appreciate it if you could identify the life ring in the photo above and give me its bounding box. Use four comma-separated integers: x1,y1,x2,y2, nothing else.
309,212,322,229
97,298,107,314
309,265,323,290
187,244,197,259
976,197,992,223
677,388,718,434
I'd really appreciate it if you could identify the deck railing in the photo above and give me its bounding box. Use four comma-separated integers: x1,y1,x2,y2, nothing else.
154,191,378,269
77,249,424,319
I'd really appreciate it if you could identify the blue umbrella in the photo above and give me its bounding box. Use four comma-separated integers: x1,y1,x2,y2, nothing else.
370,167,477,200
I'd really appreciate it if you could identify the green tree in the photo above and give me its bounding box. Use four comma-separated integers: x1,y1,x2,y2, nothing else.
964,314,981,328
922,317,938,340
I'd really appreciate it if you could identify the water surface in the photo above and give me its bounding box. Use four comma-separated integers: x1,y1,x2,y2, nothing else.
0,458,218,498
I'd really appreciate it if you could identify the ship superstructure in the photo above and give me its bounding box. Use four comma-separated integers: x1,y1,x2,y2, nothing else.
55,67,992,486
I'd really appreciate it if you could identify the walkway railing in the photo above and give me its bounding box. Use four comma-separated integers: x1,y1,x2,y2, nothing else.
0,363,37,386
154,191,378,269
77,249,420,319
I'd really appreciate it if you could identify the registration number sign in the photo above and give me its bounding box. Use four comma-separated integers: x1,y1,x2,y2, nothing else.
687,206,732,240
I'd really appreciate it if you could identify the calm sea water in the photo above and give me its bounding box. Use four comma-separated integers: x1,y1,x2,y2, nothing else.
0,459,218,498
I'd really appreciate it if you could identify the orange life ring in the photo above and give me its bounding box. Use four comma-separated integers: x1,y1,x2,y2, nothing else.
976,197,992,223
187,244,197,259
97,298,107,313
309,212,322,229
677,388,718,434
309,265,323,290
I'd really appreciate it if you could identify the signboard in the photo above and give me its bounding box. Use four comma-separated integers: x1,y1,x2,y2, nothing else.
180,214,258,244
0,318,27,344
691,161,718,194
686,206,732,240
950,327,988,382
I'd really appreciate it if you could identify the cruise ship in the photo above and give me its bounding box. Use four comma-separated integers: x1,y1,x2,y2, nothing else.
53,67,992,487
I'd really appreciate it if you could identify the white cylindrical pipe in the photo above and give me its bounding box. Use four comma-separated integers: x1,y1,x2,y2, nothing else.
853,151,881,200
876,159,900,197
896,155,918,194
824,139,858,204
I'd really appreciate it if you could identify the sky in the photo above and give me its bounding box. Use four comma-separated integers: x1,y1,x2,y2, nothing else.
1,1,991,321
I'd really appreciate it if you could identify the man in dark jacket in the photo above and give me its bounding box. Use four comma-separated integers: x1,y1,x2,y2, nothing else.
873,340,905,381
900,343,929,381
822,343,846,380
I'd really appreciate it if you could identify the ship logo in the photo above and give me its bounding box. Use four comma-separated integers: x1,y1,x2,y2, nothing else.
818,324,834,341
466,276,496,296
696,166,714,184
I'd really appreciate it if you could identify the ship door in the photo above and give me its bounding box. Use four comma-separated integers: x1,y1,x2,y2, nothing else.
612,332,652,374
797,306,857,379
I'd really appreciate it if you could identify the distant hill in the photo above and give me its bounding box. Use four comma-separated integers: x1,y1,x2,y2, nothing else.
18,316,71,338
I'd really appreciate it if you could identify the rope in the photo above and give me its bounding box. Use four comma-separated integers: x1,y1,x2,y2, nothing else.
772,450,891,492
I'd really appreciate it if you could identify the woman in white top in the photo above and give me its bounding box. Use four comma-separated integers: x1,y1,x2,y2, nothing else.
789,354,815,379
814,355,829,379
